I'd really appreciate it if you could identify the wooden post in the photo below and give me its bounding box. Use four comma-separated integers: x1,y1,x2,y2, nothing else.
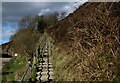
36,48,38,63
33,53,36,67
28,60,32,81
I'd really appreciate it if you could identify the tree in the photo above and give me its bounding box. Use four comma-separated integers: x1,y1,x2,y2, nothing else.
37,13,58,32
19,16,31,28
18,13,58,32
10,27,40,56
37,16,46,32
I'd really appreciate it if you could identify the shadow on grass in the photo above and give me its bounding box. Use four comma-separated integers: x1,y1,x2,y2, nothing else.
0,72,13,75
0,54,13,58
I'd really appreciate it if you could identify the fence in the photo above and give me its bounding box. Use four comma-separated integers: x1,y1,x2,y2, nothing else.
20,34,47,82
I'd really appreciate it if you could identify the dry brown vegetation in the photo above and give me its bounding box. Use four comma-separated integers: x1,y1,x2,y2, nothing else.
46,2,120,81
10,28,40,56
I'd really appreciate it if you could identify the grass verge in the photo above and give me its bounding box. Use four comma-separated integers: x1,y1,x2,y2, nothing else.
2,53,28,81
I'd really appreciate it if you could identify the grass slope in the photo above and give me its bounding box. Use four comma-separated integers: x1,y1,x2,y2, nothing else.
46,2,120,81
2,53,28,81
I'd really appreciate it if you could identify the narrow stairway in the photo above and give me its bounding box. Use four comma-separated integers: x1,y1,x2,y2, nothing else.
36,41,53,82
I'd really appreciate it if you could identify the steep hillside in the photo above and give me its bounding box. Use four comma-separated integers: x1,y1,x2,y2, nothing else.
46,2,120,81
0,41,14,56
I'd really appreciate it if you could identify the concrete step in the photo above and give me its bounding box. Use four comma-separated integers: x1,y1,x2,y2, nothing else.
42,68,48,71
42,63,48,65
49,68,53,71
43,63,48,65
36,75,41,80
36,71,41,75
44,52,48,55
38,67,42,70
48,65,52,68
43,61,48,63
48,63,52,65
39,63,42,65
41,75,48,81
42,66,48,69
49,71,54,75
49,75,53,80
44,49,48,52
43,54,47,57
39,62,52,65
41,60,45,63
43,58,48,60
38,65,42,68
41,71,48,75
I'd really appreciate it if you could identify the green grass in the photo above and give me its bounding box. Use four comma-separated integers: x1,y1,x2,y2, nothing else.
31,65,37,81
2,53,29,81
47,36,75,81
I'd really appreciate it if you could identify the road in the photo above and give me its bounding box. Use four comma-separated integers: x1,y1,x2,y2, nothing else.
0,58,11,72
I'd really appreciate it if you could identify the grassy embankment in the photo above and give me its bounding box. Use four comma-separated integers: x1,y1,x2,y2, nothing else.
46,2,120,81
2,53,30,81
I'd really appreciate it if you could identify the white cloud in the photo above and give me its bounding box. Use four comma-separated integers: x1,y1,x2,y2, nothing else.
62,0,87,17
39,8,51,16
63,5,74,16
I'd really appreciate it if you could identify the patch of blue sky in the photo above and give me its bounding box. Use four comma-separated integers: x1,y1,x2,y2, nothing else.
1,22,18,44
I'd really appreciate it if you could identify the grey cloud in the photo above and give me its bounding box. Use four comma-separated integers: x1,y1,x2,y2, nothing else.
2,2,70,24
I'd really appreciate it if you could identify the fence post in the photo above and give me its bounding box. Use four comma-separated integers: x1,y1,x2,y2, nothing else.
36,48,38,63
32,53,35,67
28,59,32,81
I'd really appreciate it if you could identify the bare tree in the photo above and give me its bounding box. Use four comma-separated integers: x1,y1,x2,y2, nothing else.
11,27,40,56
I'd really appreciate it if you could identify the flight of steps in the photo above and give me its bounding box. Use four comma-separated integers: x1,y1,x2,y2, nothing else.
36,42,53,82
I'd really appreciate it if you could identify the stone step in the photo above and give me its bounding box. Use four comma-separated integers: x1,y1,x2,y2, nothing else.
43,63,48,65
48,65,52,68
38,65,42,68
39,67,42,70
43,57,48,61
41,75,49,81
49,71,54,75
41,60,45,63
43,58,48,60
48,63,52,65
42,65,49,69
39,63,42,65
41,71,48,75
43,54,47,57
36,75,41,80
49,68,53,71
36,71,41,75
42,69,48,72
44,49,48,52
39,63,52,66
49,75,53,80
42,63,48,65
44,52,48,55
43,61,48,63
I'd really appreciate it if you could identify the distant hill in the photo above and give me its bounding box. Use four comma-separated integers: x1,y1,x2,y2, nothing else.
0,41,14,57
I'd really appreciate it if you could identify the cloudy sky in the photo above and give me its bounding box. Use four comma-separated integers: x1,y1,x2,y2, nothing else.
1,0,87,44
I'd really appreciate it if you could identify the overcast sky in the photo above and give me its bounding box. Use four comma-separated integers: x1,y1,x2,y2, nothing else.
1,0,87,44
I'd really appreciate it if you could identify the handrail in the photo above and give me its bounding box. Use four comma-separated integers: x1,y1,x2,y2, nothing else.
20,64,30,81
